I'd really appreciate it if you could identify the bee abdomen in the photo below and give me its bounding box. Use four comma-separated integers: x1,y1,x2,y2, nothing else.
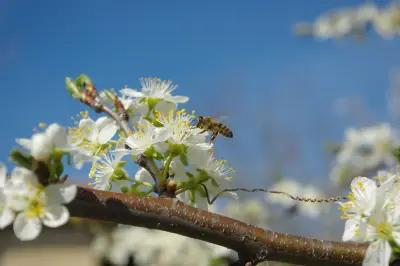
219,125,233,138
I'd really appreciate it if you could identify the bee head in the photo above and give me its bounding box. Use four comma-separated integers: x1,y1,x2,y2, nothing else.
196,116,204,126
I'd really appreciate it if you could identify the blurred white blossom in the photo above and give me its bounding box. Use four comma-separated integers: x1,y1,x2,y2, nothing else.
295,3,400,40
17,123,69,161
330,124,399,186
266,179,325,218
225,199,268,227
91,225,230,266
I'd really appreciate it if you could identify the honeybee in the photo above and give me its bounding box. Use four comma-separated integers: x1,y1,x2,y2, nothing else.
196,116,233,142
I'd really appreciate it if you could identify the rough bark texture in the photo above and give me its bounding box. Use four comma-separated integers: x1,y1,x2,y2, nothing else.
67,186,367,265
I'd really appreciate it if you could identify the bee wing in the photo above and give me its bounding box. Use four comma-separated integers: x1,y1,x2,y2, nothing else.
213,114,230,123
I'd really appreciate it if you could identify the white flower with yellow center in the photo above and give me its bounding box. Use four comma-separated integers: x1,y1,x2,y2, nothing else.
125,119,169,156
172,152,236,209
4,168,76,241
16,124,69,161
69,116,118,156
90,152,128,191
158,110,212,151
121,77,188,106
340,175,400,266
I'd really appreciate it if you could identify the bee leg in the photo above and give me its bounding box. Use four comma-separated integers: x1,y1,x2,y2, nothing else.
210,133,218,143
199,129,207,134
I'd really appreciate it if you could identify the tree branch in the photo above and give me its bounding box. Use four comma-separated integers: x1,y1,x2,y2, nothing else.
67,186,367,265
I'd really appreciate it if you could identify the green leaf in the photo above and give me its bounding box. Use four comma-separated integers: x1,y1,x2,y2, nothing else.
9,150,33,169
393,147,400,164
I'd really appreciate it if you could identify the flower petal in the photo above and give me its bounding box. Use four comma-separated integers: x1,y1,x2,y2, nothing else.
41,205,69,228
45,184,77,204
31,133,53,161
46,123,68,148
169,95,189,103
13,213,42,241
79,118,95,139
363,240,391,266
135,168,153,183
120,88,144,98
0,207,15,229
0,163,6,188
350,176,377,215
16,138,32,151
98,120,118,144
342,218,366,242
10,167,38,185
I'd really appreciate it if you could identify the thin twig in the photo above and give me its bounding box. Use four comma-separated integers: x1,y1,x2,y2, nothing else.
99,104,131,137
200,184,347,205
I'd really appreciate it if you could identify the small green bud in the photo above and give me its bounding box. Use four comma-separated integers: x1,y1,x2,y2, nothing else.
75,74,92,89
65,77,83,99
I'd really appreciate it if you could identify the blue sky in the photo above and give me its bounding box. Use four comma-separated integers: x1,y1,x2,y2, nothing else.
1,0,399,188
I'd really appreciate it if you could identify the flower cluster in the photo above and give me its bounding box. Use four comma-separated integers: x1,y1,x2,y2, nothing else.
0,164,76,241
90,199,269,266
340,172,400,266
91,225,230,266
65,75,236,209
295,3,400,40
0,74,236,242
330,124,399,187
0,122,83,241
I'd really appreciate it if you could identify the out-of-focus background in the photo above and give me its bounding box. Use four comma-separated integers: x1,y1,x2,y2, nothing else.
1,0,400,265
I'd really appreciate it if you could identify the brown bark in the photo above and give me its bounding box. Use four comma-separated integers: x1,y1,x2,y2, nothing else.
67,186,367,265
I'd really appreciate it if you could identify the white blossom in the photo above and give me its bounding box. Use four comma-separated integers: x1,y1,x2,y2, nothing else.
158,110,212,151
121,77,188,105
330,124,399,186
373,4,400,39
0,164,14,229
90,152,128,191
4,168,76,241
225,199,268,227
125,119,169,156
134,168,154,193
295,3,400,40
266,179,325,218
295,3,377,39
172,152,236,209
16,123,69,161
77,116,118,147
340,174,400,266
91,225,229,266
